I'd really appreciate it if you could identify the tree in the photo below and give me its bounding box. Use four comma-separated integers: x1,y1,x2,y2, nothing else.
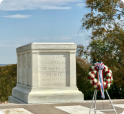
81,0,124,56
76,40,124,99
79,0,124,98
76,56,93,99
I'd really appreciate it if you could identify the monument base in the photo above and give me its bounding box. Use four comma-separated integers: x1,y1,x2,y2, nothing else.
9,84,84,104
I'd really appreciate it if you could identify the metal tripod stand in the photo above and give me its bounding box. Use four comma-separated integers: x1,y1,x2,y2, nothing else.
89,89,117,114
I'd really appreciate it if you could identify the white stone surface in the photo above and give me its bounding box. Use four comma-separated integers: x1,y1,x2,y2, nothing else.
9,43,83,104
113,104,124,108
55,105,104,114
0,108,33,114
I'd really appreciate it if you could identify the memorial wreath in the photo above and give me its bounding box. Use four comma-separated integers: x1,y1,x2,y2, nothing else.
88,62,113,91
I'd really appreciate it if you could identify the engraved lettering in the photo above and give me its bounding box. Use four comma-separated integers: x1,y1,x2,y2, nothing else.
40,54,67,86
42,79,65,81
40,61,65,65
41,67,46,70
40,67,66,71
47,73,62,76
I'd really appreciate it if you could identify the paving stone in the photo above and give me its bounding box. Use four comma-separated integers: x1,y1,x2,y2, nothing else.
55,105,104,114
0,108,33,114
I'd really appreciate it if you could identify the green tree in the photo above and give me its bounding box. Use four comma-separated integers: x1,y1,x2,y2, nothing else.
76,56,93,99
81,0,124,60
79,0,124,99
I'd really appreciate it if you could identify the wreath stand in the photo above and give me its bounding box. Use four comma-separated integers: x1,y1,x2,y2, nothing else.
89,89,117,114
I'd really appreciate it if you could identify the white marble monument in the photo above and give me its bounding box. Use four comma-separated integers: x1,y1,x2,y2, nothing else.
9,43,84,104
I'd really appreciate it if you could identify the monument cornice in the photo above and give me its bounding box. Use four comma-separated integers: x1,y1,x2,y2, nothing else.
16,43,77,53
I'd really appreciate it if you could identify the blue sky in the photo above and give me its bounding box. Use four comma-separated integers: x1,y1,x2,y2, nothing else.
0,0,92,64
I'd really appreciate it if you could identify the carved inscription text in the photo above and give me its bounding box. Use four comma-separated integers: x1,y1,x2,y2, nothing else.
40,53,68,86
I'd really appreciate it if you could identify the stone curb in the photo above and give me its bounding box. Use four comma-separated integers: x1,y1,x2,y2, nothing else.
0,99,124,106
